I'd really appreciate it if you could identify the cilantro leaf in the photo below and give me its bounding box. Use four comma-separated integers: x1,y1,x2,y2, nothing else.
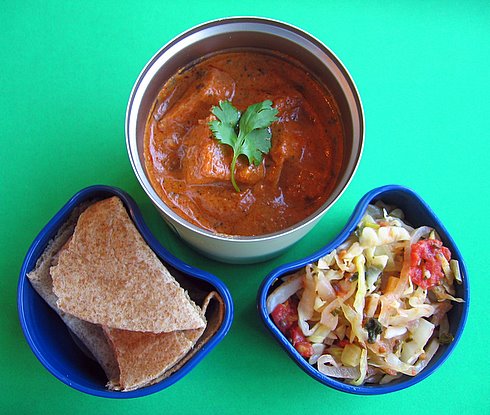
239,100,278,136
209,101,240,147
209,99,278,192
211,100,240,129
208,120,236,148
240,128,272,166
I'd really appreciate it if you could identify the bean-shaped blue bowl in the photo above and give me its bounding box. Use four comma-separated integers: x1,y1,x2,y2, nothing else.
257,185,469,395
18,185,234,398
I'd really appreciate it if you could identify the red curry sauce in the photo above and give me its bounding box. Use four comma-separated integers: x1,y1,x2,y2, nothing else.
144,50,344,236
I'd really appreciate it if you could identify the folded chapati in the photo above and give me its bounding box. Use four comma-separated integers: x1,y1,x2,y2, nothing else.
104,291,222,391
50,197,205,333
27,196,224,391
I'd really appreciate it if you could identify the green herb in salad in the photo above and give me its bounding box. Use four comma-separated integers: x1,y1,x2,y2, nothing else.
209,100,278,192
365,317,383,344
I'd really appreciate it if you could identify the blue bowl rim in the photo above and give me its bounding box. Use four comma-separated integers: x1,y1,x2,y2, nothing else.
257,184,470,395
17,184,234,399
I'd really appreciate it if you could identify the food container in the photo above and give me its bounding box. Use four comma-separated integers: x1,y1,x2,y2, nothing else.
257,184,469,394
17,185,233,398
126,17,364,264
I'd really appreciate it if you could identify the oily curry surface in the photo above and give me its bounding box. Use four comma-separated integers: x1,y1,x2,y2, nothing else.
144,51,344,236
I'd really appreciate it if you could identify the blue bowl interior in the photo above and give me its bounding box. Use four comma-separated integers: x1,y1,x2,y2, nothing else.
18,185,233,398
257,185,469,395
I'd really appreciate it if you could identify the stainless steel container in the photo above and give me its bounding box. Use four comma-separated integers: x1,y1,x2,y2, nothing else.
126,17,364,264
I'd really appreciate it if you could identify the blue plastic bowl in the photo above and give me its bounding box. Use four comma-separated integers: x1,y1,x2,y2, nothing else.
18,185,234,398
257,185,469,395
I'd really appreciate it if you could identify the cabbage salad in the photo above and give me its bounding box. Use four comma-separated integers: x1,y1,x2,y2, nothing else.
267,202,463,385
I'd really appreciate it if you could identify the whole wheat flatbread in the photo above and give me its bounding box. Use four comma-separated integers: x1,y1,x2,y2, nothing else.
51,197,205,333
104,327,204,391
156,291,224,381
27,196,225,391
27,204,120,384
104,291,223,392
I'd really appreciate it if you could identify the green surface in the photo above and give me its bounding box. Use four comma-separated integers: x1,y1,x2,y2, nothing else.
1,1,489,414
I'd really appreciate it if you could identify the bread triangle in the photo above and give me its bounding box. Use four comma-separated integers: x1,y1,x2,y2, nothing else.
104,326,203,391
105,291,222,391
51,197,205,333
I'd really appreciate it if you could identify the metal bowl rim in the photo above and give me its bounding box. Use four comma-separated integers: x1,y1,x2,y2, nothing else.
125,16,365,242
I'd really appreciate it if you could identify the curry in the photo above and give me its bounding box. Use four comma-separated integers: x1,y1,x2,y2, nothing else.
144,50,344,236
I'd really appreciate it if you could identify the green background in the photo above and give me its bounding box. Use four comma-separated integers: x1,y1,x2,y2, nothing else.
1,1,489,414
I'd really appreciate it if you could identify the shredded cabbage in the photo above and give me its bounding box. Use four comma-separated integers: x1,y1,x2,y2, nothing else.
267,202,463,385
266,272,302,314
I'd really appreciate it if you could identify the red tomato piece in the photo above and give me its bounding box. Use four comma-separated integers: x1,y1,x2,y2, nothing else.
295,342,314,358
271,299,298,334
289,325,305,345
289,325,313,358
272,299,313,358
337,339,350,348
409,239,451,289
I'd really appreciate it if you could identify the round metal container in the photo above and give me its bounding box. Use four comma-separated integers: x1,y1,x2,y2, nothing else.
126,17,364,264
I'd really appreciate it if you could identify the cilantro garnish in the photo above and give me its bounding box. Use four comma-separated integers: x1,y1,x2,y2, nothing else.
364,317,383,344
209,100,278,192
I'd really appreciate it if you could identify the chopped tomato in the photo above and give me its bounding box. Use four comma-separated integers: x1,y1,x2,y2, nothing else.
271,298,298,334
295,342,314,358
409,239,451,289
289,325,305,345
289,325,314,358
337,339,350,348
271,298,313,358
